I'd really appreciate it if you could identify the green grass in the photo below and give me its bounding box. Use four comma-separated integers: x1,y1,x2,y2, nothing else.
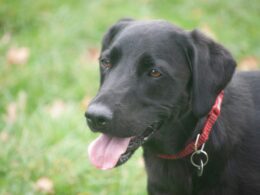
0,0,259,194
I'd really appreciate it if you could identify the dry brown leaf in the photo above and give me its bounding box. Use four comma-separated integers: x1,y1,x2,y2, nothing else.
80,47,99,65
238,56,259,71
0,193,12,195
35,177,54,194
200,24,217,40
0,32,11,45
87,48,99,61
47,100,66,119
5,102,17,124
81,96,92,110
0,131,9,143
137,157,144,168
77,192,91,195
3,91,27,125
79,48,100,66
6,47,30,65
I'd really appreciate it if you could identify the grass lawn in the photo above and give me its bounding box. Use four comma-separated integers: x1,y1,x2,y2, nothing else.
0,0,259,194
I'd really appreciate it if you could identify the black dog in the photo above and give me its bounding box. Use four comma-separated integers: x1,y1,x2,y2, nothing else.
85,19,260,195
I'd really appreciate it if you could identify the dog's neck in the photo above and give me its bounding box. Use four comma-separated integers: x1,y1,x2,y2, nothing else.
142,110,197,194
142,109,224,194
143,109,198,155
142,85,253,194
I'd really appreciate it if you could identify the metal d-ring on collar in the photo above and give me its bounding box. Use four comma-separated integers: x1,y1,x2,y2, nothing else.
190,134,209,177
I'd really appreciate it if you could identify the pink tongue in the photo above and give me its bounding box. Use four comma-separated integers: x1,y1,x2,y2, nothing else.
88,134,131,170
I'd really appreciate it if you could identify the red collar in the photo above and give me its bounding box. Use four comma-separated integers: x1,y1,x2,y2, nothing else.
158,91,224,160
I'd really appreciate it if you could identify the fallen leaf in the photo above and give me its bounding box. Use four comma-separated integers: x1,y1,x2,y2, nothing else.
0,32,11,45
80,48,100,65
6,47,30,65
0,193,12,195
47,100,66,119
137,157,144,168
200,24,216,40
238,56,259,71
35,177,54,194
81,96,92,110
77,193,91,195
87,47,99,62
0,131,9,143
4,102,17,124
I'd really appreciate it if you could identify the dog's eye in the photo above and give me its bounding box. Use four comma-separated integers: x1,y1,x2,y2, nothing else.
100,58,112,69
148,69,162,78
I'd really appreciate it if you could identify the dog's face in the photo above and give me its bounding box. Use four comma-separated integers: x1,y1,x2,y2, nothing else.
86,19,236,170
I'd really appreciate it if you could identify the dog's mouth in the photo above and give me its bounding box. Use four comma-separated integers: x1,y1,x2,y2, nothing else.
88,122,161,170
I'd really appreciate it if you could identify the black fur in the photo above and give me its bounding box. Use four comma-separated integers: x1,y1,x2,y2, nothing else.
87,19,260,195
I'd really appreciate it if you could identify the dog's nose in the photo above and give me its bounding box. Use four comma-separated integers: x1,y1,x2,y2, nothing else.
85,104,112,131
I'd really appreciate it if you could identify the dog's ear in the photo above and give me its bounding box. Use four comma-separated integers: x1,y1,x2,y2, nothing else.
102,18,134,51
189,30,236,117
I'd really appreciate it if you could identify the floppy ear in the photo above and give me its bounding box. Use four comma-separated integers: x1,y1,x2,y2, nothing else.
99,18,134,84
189,30,236,117
102,18,134,51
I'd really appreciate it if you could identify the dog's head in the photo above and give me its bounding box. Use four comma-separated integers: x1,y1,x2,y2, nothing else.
86,19,236,170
